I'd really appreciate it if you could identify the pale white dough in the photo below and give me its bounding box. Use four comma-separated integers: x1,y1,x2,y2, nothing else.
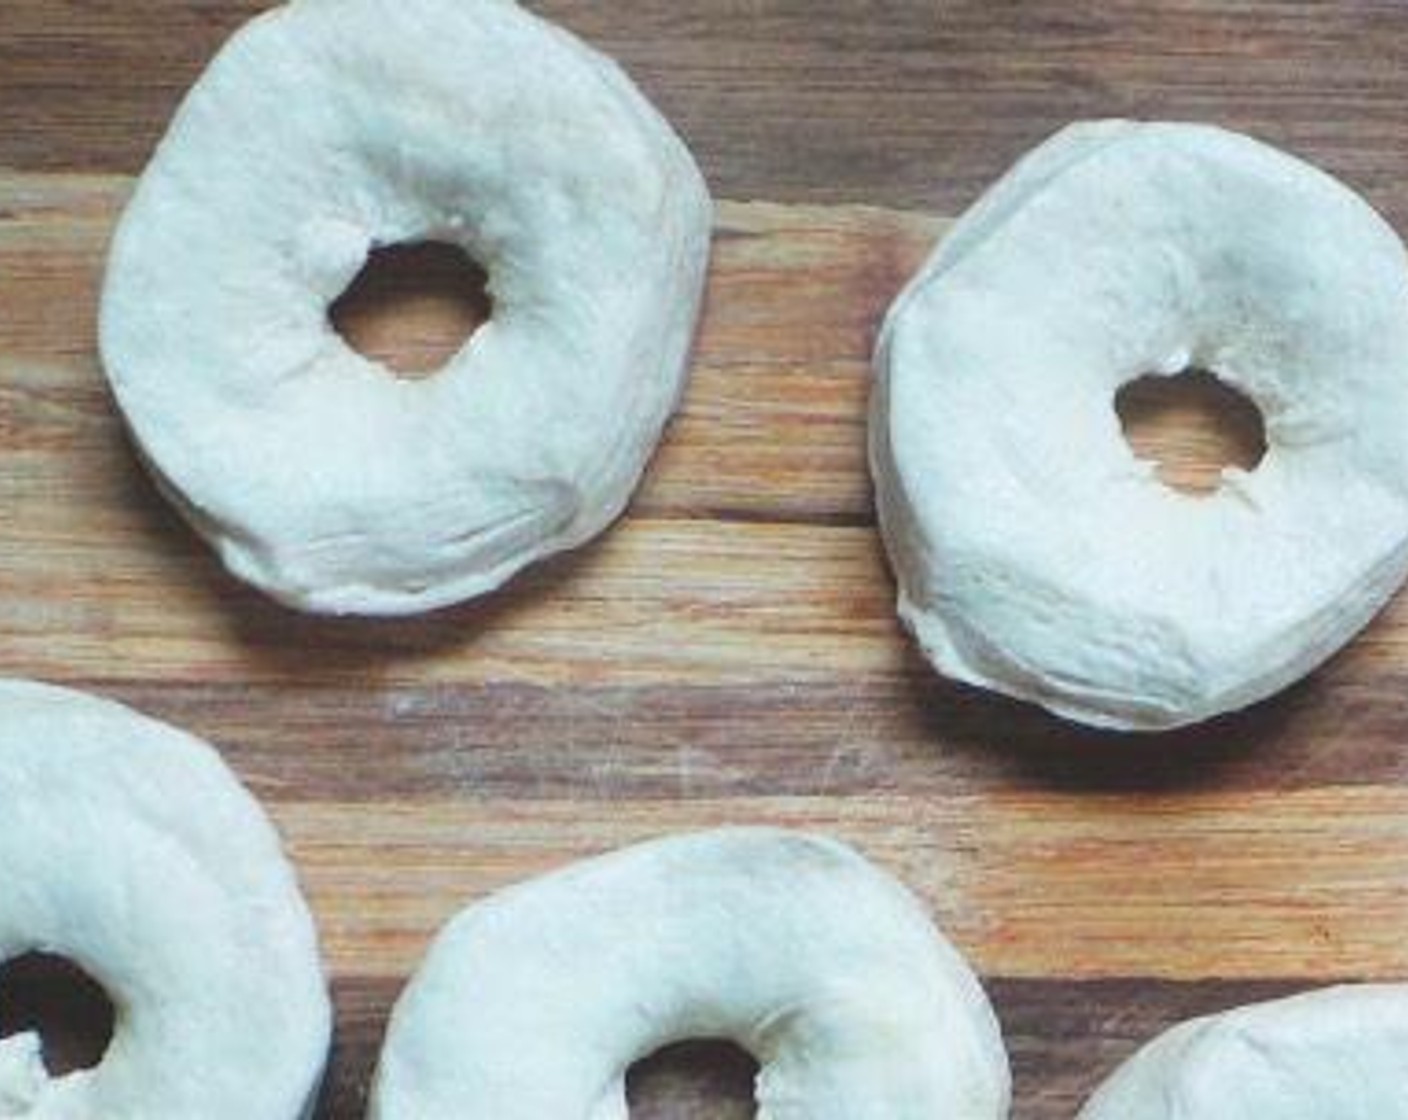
369,828,1009,1119
872,120,1408,731
100,0,712,616
1077,985,1408,1118
0,680,330,1119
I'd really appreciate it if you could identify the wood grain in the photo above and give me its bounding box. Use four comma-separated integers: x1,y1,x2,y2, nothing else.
269,790,1408,983
8,1,1408,228
5,4,1408,1116
4,168,1408,1115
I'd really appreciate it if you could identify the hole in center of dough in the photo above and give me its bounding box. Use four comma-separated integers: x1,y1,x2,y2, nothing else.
0,953,116,1075
626,1039,759,1117
1115,369,1267,496
329,241,493,380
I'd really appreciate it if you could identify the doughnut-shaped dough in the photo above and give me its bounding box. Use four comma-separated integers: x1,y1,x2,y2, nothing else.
1077,985,1408,1118
370,828,1009,1119
100,0,712,616
873,120,1408,731
0,680,330,1119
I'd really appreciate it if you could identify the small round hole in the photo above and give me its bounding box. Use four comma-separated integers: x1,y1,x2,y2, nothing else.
1116,369,1267,496
626,1039,758,1118
329,241,493,380
0,952,116,1075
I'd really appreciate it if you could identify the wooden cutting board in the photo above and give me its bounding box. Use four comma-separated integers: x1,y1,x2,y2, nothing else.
5,4,1408,1117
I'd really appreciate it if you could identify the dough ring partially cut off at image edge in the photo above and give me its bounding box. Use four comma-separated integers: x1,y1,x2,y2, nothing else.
872,120,1408,732
100,0,712,617
369,828,1010,1120
1077,984,1408,1118
0,680,330,1119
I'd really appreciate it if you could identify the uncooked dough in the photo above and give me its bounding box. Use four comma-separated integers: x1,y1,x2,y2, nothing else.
370,828,1010,1119
0,680,330,1119
1078,985,1408,1118
101,0,712,616
873,120,1408,731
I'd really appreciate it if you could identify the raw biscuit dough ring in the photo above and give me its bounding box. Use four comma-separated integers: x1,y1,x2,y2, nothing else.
872,121,1408,731
0,680,330,1119
369,828,1010,1119
100,0,712,616
1077,985,1408,1118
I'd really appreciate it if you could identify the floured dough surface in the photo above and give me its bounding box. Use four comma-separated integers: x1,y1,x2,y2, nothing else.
873,120,1408,731
101,0,712,616
370,828,1010,1120
1078,985,1408,1118
0,680,330,1119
